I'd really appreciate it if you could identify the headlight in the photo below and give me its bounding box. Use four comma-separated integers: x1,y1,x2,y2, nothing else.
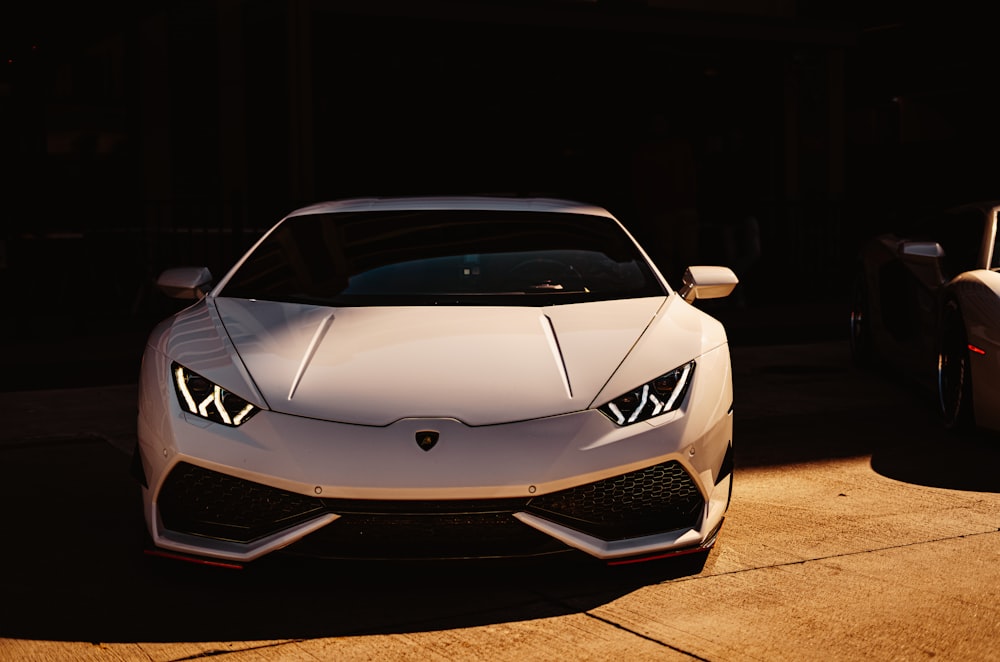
598,361,694,426
171,362,259,427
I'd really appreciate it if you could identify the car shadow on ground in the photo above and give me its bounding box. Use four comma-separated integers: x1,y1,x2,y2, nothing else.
733,342,1000,494
870,426,1000,493
0,438,708,643
853,369,1000,494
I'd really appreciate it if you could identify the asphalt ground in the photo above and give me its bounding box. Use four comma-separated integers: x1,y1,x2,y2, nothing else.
2,302,999,660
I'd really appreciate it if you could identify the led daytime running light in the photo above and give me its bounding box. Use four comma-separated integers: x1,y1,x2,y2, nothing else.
599,361,695,426
172,362,258,427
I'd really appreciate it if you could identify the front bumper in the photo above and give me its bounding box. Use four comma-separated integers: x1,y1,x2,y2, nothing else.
153,456,720,561
137,345,734,563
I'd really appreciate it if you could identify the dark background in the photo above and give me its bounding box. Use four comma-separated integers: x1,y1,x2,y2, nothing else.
2,0,997,387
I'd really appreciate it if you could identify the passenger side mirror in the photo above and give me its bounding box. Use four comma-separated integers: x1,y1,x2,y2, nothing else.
900,241,944,261
156,267,214,300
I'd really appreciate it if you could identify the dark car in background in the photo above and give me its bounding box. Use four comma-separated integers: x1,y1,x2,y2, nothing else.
851,201,1000,432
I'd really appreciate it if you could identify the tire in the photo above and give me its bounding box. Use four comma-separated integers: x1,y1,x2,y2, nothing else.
937,299,975,432
849,266,874,368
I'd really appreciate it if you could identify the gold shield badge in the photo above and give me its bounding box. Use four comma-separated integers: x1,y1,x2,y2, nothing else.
415,430,439,452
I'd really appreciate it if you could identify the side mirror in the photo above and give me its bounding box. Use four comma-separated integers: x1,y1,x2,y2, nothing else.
900,241,944,261
156,267,214,300
679,266,739,304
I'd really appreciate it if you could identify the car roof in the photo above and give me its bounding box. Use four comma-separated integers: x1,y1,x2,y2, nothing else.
283,196,617,219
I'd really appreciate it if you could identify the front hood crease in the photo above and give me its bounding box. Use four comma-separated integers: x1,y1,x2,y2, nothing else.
213,297,673,426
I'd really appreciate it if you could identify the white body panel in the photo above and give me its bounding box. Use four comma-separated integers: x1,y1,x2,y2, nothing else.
213,297,674,426
952,270,1000,431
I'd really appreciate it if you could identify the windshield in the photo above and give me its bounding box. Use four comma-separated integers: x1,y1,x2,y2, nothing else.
218,209,665,306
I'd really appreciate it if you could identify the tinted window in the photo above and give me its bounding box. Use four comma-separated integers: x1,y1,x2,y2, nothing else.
938,209,983,276
904,209,984,276
219,210,665,306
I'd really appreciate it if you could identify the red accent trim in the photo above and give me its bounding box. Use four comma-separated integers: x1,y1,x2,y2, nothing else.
144,548,245,570
605,544,709,566
968,343,986,356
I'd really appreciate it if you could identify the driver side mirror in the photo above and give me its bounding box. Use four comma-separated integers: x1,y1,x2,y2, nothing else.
679,266,739,304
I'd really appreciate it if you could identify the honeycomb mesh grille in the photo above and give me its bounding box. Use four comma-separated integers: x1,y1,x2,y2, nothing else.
158,462,326,543
527,460,703,539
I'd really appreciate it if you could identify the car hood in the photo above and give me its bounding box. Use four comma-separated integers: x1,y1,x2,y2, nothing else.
209,297,686,426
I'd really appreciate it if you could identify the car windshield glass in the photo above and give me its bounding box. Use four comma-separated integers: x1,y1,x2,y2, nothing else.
218,209,665,306
937,209,983,275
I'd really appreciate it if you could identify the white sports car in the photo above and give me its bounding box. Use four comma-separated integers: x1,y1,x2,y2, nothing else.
135,196,738,567
851,200,1000,433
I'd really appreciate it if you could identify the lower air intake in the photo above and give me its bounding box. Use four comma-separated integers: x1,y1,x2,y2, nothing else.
158,462,327,543
527,459,704,539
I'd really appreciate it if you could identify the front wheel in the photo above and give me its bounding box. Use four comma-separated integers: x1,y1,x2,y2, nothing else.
937,300,975,432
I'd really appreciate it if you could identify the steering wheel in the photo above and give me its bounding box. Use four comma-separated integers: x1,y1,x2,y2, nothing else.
508,258,585,291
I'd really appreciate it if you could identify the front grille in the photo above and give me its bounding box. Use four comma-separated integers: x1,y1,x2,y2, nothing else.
287,496,567,561
319,497,531,515
284,511,570,560
157,459,704,556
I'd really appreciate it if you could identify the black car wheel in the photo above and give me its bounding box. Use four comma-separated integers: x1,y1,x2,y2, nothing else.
938,299,974,432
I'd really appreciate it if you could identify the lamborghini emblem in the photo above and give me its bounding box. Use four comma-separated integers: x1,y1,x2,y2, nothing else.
416,430,439,451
